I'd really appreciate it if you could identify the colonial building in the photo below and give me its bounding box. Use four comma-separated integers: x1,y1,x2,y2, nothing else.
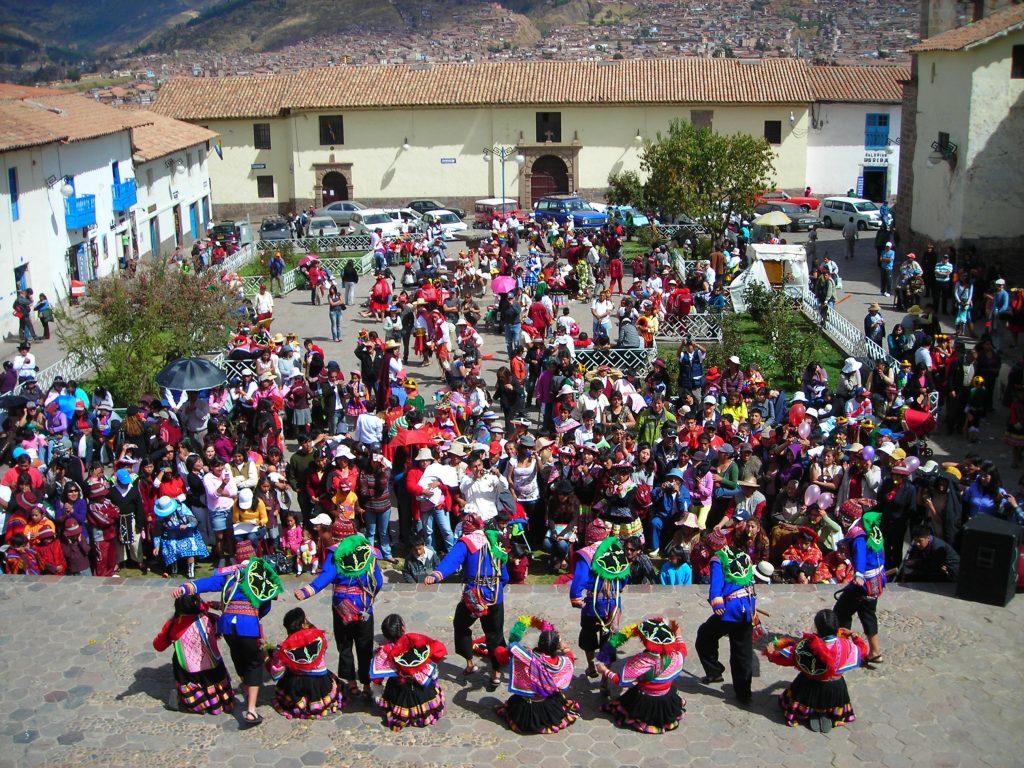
896,1,1024,259
128,112,217,258
151,58,907,219
0,86,216,334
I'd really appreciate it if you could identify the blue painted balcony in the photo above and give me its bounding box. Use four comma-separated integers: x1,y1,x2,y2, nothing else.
112,179,137,212
64,194,96,230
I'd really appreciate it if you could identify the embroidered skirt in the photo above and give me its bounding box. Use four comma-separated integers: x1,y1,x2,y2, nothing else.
497,692,579,734
272,672,345,720
778,674,855,727
172,658,234,715
378,678,445,731
603,686,684,734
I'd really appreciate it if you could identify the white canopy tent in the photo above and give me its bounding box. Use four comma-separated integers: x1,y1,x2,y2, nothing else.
743,243,809,298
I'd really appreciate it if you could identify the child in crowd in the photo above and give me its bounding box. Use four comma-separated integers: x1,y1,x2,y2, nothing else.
281,514,302,564
659,546,692,586
297,528,318,575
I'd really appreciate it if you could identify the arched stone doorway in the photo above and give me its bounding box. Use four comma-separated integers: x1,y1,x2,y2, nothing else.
322,171,349,205
529,155,569,205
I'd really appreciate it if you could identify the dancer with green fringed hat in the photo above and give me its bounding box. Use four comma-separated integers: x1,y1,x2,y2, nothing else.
832,510,885,666
294,532,383,701
173,546,284,728
569,518,630,695
423,513,510,689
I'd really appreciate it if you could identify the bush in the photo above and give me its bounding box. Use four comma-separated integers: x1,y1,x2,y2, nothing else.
56,259,238,404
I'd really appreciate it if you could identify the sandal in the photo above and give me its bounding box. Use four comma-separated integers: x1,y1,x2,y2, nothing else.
462,663,478,678
864,654,884,666
240,711,263,729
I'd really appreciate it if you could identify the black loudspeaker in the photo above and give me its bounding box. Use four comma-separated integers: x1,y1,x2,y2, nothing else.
956,516,1021,607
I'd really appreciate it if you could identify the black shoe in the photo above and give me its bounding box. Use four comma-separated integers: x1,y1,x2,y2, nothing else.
701,675,724,685
735,693,752,705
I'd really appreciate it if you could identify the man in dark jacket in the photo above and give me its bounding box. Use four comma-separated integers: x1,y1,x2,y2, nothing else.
319,364,348,435
108,469,146,573
617,315,643,349
902,526,960,581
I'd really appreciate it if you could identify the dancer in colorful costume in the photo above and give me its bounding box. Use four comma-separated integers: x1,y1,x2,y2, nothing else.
570,519,629,689
294,533,383,700
765,608,868,732
832,510,885,665
424,514,509,688
695,545,757,703
173,544,283,727
152,594,235,715
266,607,344,720
370,613,448,731
595,617,687,734
494,615,579,734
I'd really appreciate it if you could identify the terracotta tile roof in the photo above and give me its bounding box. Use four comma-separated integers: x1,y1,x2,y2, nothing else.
0,86,152,153
908,4,1024,52
154,57,879,120
807,64,910,103
126,110,219,162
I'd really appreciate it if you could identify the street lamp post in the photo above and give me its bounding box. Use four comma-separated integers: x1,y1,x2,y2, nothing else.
482,144,525,208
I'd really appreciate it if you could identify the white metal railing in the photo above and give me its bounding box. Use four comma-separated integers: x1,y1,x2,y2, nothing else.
657,313,723,342
254,235,372,252
239,253,374,296
15,353,95,395
220,242,260,274
798,291,899,369
576,345,659,379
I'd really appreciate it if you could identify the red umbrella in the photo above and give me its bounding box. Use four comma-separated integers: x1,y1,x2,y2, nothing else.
383,425,442,460
491,275,516,295
298,254,320,269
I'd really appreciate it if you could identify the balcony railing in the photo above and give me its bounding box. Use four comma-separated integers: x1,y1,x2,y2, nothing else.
64,194,97,230
112,179,137,212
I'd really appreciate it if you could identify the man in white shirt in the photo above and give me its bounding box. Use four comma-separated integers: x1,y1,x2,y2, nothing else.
458,454,509,522
355,411,385,449
591,290,614,339
578,378,610,422
12,343,35,381
177,391,211,443
253,284,274,319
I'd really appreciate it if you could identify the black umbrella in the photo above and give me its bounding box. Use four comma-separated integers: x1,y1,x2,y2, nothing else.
0,394,29,409
155,357,227,392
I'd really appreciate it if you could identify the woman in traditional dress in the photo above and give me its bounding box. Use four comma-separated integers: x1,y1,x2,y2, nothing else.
494,617,579,734
153,495,208,579
152,594,234,715
370,614,447,731
595,617,687,734
266,608,344,720
765,608,868,732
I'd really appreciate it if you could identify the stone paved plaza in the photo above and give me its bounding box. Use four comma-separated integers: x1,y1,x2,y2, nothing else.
0,577,1021,768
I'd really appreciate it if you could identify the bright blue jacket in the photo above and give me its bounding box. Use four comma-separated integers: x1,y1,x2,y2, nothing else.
569,543,624,620
297,547,383,616
707,557,756,624
651,486,691,520
851,535,886,596
660,562,693,585
181,570,271,638
431,534,509,606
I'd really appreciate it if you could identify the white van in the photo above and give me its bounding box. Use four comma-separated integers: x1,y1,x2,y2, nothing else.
818,197,882,230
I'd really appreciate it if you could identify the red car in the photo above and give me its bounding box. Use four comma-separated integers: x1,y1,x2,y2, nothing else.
755,189,820,212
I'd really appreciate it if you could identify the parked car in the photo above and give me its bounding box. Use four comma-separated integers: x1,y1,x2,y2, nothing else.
533,194,608,228
258,216,291,241
756,189,821,211
607,205,650,228
210,220,254,247
349,208,406,238
472,197,527,227
315,200,366,227
387,207,426,234
752,202,819,231
818,196,882,230
306,216,341,237
408,199,466,219
422,209,469,240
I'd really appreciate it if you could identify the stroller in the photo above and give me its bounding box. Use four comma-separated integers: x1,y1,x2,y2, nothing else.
901,396,938,458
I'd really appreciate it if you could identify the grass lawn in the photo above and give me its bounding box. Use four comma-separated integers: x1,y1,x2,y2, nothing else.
732,313,845,392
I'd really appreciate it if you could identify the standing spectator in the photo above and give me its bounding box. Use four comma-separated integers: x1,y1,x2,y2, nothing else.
33,293,53,340
841,217,858,261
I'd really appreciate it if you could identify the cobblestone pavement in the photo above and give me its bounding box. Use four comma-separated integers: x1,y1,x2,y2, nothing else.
0,577,1021,768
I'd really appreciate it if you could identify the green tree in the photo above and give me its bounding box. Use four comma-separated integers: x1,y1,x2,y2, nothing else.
640,118,775,240
605,170,645,207
56,260,238,404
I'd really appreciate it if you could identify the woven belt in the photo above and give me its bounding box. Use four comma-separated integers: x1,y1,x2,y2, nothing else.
467,577,498,587
333,584,364,597
225,602,259,617
724,587,753,602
